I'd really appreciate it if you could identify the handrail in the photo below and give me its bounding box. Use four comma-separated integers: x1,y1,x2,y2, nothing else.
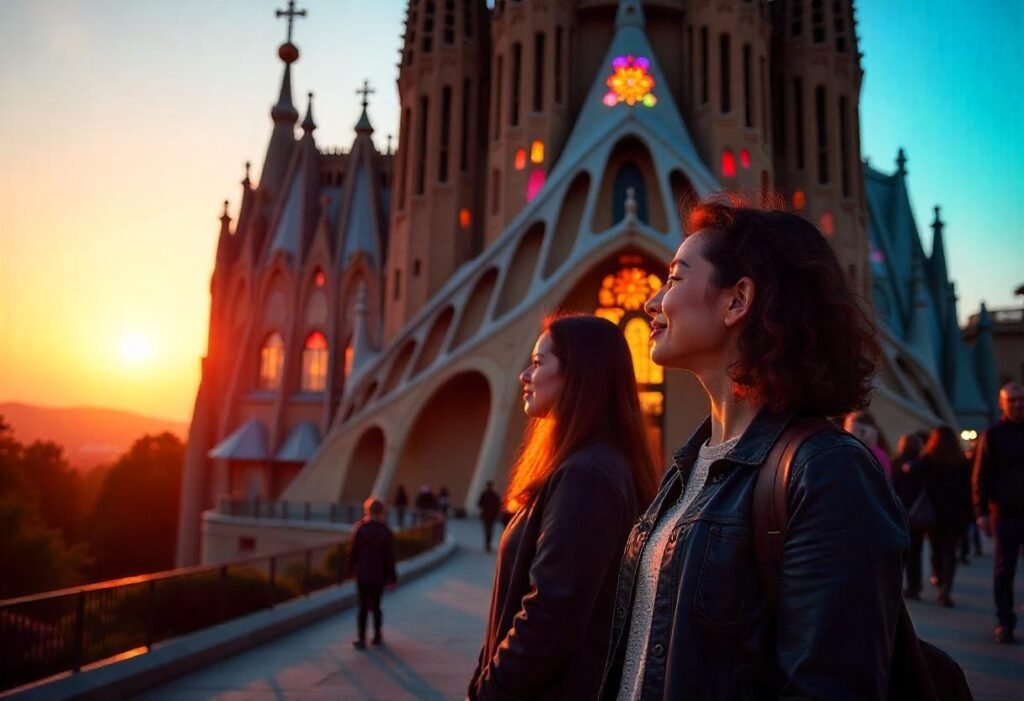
0,511,446,693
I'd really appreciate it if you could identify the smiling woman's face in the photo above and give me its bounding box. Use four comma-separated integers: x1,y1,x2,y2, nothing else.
519,331,564,418
644,231,735,371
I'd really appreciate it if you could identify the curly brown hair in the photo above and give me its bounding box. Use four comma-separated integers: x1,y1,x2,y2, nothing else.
686,197,880,415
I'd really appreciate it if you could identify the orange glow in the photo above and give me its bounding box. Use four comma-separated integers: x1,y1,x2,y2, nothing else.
118,332,153,365
599,268,662,311
514,148,527,170
740,148,751,169
721,149,737,178
259,333,285,390
792,190,806,210
819,211,835,236
314,269,326,287
301,331,328,392
459,208,472,230
530,140,544,164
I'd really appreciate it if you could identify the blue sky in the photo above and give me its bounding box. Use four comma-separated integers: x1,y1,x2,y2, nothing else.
0,0,1021,420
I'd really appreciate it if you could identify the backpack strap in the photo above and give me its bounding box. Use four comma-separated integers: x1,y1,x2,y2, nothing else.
753,418,835,608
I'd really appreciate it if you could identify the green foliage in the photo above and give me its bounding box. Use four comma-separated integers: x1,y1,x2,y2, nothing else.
89,433,184,580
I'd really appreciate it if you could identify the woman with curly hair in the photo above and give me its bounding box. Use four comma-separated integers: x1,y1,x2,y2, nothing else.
601,199,908,700
468,315,660,701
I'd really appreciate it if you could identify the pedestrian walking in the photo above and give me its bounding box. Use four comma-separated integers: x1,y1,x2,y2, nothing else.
476,481,502,552
393,484,409,527
437,486,451,517
467,315,659,701
844,410,893,480
973,381,1024,644
348,497,397,649
892,432,927,599
601,200,908,699
415,484,438,518
918,426,973,607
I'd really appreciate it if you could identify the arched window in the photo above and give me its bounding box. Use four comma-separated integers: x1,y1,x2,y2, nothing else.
301,331,329,392
613,162,648,223
259,332,285,390
595,263,665,465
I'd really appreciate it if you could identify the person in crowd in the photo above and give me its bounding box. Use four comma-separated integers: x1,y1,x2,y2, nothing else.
844,410,893,481
415,484,438,517
437,485,451,517
892,432,927,599
476,480,502,552
393,484,409,527
973,381,1024,644
602,199,907,699
960,440,983,562
348,497,397,649
467,315,659,701
916,426,972,607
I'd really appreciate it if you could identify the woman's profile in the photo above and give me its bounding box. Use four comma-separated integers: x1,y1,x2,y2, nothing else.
467,314,659,701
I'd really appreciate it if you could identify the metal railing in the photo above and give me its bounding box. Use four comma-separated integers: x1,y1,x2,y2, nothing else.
0,510,445,693
217,497,436,528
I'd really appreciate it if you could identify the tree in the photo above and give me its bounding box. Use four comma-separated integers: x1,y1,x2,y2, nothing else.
89,433,184,579
17,440,84,542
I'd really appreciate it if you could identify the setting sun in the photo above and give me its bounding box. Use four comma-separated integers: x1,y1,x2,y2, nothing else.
118,332,153,365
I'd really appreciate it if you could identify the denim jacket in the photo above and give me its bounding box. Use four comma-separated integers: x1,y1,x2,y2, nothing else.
600,408,909,700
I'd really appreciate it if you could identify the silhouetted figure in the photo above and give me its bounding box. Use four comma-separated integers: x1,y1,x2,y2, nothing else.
892,433,925,598
348,498,396,649
393,484,409,527
973,382,1024,644
477,481,502,552
437,485,451,517
415,484,438,518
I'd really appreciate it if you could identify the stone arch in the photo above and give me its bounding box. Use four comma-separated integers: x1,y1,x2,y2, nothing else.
381,340,416,396
593,136,668,232
392,371,490,504
543,171,590,279
412,306,455,376
451,268,498,350
340,426,385,503
494,222,545,319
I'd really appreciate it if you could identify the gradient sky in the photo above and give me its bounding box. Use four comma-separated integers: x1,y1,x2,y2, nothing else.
1,0,1021,423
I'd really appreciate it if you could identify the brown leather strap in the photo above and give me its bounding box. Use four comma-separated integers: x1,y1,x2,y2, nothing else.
753,418,835,608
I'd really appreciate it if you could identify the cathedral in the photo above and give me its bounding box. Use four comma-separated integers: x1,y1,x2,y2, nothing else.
176,0,996,566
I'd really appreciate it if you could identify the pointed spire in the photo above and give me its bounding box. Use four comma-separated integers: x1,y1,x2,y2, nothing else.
973,302,998,418
616,0,645,29
896,147,907,176
259,4,306,195
386,133,394,155
242,161,252,188
302,91,316,133
906,254,939,380
355,79,375,135
220,199,231,233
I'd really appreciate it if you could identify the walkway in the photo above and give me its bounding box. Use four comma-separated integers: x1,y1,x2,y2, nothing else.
137,521,1022,700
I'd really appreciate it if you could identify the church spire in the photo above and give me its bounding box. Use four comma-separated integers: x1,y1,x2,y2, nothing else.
355,79,375,135
302,91,316,134
258,2,306,198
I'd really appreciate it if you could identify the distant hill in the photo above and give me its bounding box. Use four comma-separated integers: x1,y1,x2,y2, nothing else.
0,402,188,470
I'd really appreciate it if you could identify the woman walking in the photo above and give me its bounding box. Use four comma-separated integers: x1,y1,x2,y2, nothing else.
918,426,973,607
601,199,908,700
467,315,659,701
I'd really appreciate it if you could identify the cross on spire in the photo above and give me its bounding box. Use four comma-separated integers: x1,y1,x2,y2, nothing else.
276,1,307,44
356,79,375,110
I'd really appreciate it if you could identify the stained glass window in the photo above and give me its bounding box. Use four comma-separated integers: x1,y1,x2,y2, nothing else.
526,169,546,202
531,140,545,164
301,331,328,392
514,148,527,170
603,55,658,108
259,332,285,390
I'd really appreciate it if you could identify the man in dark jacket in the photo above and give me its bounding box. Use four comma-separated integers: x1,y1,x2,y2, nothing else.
477,481,502,552
348,498,397,649
973,382,1024,644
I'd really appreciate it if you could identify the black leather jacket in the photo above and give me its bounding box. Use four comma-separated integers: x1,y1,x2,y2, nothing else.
601,409,909,700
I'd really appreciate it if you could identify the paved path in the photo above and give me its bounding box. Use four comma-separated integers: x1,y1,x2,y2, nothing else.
137,521,1021,700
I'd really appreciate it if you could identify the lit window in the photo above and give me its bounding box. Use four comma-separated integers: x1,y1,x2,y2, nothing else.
530,140,545,164
314,269,326,287
459,208,472,230
819,211,835,236
514,148,527,170
792,190,806,210
259,332,285,390
739,148,751,169
721,149,737,178
526,169,546,202
344,344,354,379
599,268,663,311
301,331,328,392
603,55,658,108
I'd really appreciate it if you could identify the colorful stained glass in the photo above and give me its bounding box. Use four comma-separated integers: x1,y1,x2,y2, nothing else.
603,55,658,108
600,267,663,311
721,149,737,178
526,169,546,202
459,208,472,230
531,140,545,164
514,148,527,170
301,331,328,392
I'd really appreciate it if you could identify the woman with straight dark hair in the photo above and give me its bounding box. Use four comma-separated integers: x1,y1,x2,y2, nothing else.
601,198,908,700
467,314,659,701
918,426,973,607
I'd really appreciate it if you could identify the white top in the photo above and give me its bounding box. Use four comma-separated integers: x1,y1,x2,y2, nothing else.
616,434,742,701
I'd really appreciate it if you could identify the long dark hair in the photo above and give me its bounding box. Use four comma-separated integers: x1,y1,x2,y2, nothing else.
921,426,965,466
505,315,659,512
686,197,880,415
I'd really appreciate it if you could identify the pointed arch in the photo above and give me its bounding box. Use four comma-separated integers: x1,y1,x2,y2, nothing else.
494,223,545,319
452,268,499,350
593,137,667,232
412,306,455,376
301,331,329,392
259,332,285,390
543,172,590,279
340,426,385,503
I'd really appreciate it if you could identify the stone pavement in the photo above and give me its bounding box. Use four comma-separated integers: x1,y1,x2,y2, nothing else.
136,521,1022,701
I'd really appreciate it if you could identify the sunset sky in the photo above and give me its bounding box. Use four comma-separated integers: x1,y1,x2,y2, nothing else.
1,0,1021,424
